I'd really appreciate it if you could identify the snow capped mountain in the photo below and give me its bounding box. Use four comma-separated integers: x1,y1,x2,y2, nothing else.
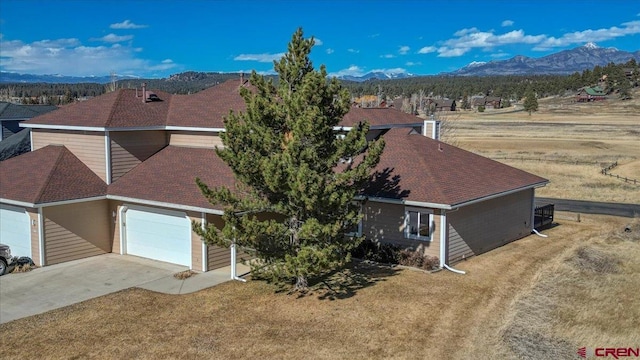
337,70,415,82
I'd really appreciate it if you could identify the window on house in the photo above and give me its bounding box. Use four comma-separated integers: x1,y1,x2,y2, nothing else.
345,203,362,237
404,208,433,241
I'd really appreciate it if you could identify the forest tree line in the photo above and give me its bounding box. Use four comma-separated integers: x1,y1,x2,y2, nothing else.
1,59,637,106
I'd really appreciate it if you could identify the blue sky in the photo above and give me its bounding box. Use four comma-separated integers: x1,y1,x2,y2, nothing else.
1,0,639,78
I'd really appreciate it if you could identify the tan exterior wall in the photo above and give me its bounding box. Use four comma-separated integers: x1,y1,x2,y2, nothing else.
187,211,205,272
362,201,441,259
168,131,223,149
26,208,41,266
206,214,230,270
109,201,122,254
32,129,107,181
43,200,111,265
447,189,534,264
110,131,167,182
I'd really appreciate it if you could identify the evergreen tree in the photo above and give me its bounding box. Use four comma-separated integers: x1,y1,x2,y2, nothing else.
194,28,385,291
523,89,538,115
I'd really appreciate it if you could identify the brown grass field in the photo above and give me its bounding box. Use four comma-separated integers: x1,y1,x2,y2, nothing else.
0,214,638,359
450,89,640,204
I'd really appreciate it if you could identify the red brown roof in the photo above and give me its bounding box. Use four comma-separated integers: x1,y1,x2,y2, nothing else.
341,107,423,127
108,146,236,211
365,128,548,206
0,145,106,204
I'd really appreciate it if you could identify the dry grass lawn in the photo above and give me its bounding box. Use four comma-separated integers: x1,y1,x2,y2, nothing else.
449,89,640,204
1,214,637,359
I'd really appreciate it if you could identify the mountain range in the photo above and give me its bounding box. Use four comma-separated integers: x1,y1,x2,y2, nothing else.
1,43,638,84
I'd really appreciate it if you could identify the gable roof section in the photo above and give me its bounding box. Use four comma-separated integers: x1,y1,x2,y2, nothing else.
365,128,548,207
21,89,172,129
108,146,236,212
167,79,248,128
0,145,106,205
341,107,422,128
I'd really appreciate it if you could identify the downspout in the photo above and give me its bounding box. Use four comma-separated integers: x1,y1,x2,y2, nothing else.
440,208,466,275
529,190,548,237
118,205,128,254
230,227,246,282
201,212,207,272
37,208,45,267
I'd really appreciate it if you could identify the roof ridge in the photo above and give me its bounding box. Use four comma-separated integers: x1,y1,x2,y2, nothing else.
105,89,124,127
34,146,66,203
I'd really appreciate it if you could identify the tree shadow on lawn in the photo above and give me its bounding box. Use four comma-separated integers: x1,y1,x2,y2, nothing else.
301,260,401,301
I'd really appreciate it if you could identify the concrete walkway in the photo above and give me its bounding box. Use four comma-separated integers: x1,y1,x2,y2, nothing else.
0,253,250,324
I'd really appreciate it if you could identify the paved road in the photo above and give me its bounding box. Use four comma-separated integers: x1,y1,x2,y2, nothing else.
535,197,640,218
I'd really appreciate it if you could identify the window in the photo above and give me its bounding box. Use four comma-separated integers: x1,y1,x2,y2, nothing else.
404,208,433,241
345,202,362,237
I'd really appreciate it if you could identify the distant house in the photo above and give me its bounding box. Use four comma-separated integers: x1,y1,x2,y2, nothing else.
576,86,606,102
429,99,457,112
0,102,58,142
470,96,501,110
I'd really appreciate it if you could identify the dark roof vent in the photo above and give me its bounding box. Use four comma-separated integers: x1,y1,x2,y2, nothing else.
146,92,162,102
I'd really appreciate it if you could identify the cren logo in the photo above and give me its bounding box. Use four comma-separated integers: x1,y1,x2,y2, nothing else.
578,347,587,358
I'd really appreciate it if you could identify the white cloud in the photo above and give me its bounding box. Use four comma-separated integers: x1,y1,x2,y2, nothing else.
434,28,545,57
405,61,421,66
437,47,470,57
381,54,395,58
502,20,514,27
91,33,134,43
326,48,334,54
110,20,148,29
314,38,323,46
454,27,479,37
233,53,285,62
398,45,410,55
418,46,437,54
370,67,407,74
329,65,364,77
347,48,359,53
0,36,176,77
533,20,640,50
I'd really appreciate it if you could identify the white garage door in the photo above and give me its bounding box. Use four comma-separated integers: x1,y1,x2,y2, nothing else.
125,206,191,267
0,204,32,258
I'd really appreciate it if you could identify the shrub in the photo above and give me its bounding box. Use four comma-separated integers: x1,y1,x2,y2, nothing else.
477,105,485,112
398,249,440,271
351,239,399,264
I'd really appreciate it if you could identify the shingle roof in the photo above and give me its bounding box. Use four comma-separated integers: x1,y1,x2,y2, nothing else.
0,145,106,204
0,102,58,120
365,128,548,206
108,146,236,211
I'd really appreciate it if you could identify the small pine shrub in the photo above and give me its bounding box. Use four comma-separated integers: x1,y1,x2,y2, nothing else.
398,249,440,271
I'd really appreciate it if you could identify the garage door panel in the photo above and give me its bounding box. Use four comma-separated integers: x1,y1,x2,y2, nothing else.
125,207,191,267
0,204,32,258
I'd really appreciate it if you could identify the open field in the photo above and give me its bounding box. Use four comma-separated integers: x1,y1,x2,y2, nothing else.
1,214,637,359
449,89,640,204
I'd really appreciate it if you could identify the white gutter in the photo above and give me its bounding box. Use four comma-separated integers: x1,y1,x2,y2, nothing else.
448,182,549,209
165,126,226,132
19,123,107,131
106,195,224,215
105,131,111,185
21,123,226,133
118,205,128,255
33,196,107,208
0,199,36,208
37,208,45,267
201,212,208,272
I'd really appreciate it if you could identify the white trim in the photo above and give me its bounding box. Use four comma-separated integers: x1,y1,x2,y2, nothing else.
451,182,548,209
439,210,446,268
0,199,35,208
119,205,128,255
332,126,353,131
29,129,34,151
201,212,207,272
165,126,226,132
34,196,107,208
106,195,224,215
404,207,434,241
105,131,111,185
38,207,45,267
20,123,107,131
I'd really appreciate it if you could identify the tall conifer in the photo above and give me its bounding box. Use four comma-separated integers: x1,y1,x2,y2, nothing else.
195,28,385,290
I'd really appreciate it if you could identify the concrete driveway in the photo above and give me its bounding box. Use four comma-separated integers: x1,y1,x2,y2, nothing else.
0,254,245,324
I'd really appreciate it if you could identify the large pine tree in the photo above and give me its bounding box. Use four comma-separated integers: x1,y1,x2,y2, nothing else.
194,28,385,290
523,88,538,115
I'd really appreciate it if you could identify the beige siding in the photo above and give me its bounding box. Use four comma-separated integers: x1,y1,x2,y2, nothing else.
362,202,441,259
187,211,204,272
168,131,223,149
447,189,534,264
32,129,107,181
26,208,41,266
43,200,111,265
110,131,167,182
205,215,230,270
109,201,122,254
